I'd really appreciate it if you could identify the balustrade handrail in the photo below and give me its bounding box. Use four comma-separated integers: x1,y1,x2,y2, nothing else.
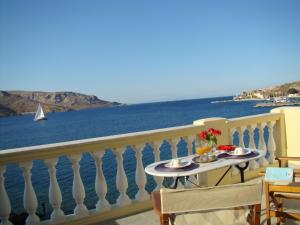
0,124,204,165
226,112,281,128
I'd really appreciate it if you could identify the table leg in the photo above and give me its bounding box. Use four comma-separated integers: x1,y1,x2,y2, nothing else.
185,176,202,187
215,166,232,186
235,162,249,183
169,177,180,189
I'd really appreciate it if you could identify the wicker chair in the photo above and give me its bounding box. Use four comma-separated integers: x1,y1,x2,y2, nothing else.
265,156,300,225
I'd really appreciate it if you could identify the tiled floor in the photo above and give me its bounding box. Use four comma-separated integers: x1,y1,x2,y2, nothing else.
96,207,300,225
95,178,300,225
96,210,159,225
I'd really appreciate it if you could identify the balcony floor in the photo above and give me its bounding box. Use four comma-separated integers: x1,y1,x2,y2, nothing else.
96,178,300,225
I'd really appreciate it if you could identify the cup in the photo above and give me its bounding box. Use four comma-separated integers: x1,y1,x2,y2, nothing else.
171,158,181,167
234,147,246,155
196,145,212,155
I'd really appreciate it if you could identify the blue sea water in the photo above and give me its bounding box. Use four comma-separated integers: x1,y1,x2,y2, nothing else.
0,96,274,217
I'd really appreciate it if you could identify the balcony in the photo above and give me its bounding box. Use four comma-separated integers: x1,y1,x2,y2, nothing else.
0,107,299,225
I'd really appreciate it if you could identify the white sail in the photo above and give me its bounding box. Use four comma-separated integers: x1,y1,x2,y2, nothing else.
34,103,46,121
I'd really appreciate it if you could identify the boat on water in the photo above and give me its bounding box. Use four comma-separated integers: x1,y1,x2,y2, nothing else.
34,103,47,121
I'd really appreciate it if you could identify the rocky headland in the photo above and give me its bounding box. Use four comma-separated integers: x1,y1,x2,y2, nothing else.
0,91,122,117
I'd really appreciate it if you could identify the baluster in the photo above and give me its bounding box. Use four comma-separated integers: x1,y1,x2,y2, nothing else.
258,123,269,167
247,125,259,170
169,138,180,158
44,158,65,222
237,126,250,171
184,135,197,188
150,141,164,191
0,165,13,225
115,148,131,207
229,128,235,145
248,125,257,149
169,138,184,187
92,151,111,212
19,162,40,225
237,126,246,148
133,144,149,201
267,121,277,164
68,154,88,217
230,128,239,176
185,135,195,155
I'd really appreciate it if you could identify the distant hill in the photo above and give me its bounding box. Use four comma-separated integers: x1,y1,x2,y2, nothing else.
237,80,300,99
262,80,300,96
0,91,122,117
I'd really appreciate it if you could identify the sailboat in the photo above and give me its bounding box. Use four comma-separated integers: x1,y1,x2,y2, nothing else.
34,103,47,121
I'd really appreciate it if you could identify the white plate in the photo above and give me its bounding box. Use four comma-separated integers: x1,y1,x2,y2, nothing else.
227,149,252,156
165,160,192,168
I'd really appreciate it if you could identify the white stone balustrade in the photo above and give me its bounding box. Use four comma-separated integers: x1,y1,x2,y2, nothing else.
0,109,287,225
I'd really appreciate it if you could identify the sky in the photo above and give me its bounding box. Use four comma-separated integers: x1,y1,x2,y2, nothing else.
0,0,300,104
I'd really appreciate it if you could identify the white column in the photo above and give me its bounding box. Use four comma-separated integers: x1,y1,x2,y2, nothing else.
229,128,236,145
247,125,260,170
248,124,257,149
230,128,239,176
169,138,180,158
185,135,195,155
133,145,149,201
92,151,111,212
267,121,277,164
169,138,184,187
150,141,164,191
115,148,131,207
19,162,40,225
68,154,88,217
258,123,269,167
237,126,245,148
44,158,65,223
184,135,198,188
0,165,13,225
237,126,249,171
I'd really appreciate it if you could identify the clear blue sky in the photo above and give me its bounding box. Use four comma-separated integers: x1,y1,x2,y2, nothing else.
0,0,299,103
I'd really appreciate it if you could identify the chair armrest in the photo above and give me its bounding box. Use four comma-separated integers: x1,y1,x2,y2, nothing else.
151,191,170,225
276,157,300,167
152,191,162,215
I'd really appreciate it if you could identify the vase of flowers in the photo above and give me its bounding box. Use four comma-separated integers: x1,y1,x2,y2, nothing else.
196,128,221,155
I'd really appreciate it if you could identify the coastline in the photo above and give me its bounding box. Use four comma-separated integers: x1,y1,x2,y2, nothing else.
254,102,300,107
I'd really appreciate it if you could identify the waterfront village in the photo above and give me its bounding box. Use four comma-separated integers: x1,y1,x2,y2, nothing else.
232,81,300,107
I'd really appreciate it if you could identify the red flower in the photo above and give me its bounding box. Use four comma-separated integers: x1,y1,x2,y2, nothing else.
208,128,221,136
199,128,222,146
200,131,207,140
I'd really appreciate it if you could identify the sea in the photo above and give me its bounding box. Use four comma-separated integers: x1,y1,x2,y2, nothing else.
0,96,275,218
